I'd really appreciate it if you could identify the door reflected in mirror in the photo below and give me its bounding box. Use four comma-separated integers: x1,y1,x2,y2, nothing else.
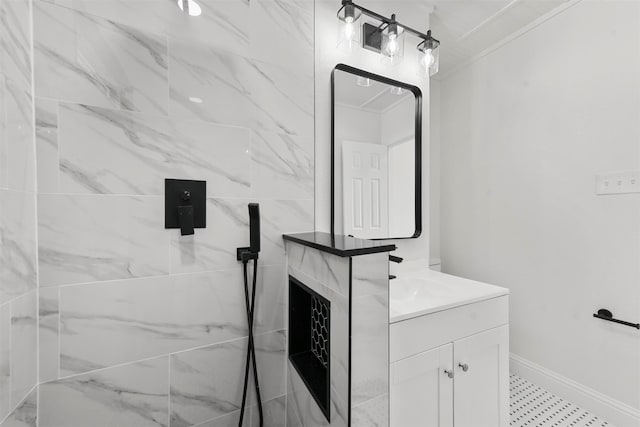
332,65,422,240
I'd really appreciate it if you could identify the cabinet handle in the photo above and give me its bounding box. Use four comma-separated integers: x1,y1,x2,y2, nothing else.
458,363,469,372
444,369,454,379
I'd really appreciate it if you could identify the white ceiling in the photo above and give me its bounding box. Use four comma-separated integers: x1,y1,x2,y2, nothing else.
334,70,414,112
429,0,572,77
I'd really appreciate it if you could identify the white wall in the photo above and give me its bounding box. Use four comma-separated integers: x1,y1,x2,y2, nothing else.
439,0,640,417
315,0,433,263
430,80,441,263
381,96,414,146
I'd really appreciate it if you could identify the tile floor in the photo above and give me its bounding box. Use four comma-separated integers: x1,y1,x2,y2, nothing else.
510,374,611,427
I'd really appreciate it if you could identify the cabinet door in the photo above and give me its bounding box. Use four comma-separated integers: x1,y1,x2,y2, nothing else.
453,325,509,427
390,343,454,427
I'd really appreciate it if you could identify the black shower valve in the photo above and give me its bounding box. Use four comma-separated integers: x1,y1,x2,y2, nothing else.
165,179,206,236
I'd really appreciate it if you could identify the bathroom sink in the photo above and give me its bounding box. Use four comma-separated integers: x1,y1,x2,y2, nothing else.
390,270,509,323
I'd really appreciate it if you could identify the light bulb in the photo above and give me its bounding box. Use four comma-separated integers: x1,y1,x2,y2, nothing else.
344,22,355,42
422,49,435,68
387,34,398,55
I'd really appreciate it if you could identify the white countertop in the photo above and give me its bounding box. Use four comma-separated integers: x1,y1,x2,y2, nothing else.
390,269,509,323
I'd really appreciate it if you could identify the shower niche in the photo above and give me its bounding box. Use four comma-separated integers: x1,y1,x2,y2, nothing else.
289,276,331,421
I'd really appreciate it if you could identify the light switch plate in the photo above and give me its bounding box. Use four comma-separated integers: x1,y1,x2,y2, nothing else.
595,170,640,195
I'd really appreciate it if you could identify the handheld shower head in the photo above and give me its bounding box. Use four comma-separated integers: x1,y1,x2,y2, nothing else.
248,203,260,255
236,203,261,263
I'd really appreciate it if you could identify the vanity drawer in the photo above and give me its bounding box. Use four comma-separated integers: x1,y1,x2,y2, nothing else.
390,295,509,362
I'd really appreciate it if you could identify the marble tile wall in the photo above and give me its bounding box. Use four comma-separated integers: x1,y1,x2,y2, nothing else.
0,0,39,424
31,0,315,425
286,244,390,427
286,242,351,427
351,254,389,427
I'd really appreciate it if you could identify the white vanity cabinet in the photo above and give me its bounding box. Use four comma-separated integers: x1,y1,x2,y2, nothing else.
389,271,510,427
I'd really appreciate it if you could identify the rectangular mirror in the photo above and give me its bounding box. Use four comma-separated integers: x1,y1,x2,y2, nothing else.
331,64,422,240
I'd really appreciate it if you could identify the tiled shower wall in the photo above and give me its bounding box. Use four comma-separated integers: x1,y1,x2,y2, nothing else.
29,0,314,425
0,0,39,424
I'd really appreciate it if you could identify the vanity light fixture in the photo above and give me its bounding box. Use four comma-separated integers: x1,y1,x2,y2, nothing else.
177,0,202,16
380,14,405,65
336,0,362,50
336,0,440,76
418,30,440,76
356,76,371,87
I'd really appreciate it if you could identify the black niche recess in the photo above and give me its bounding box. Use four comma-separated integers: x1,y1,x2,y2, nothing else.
289,275,331,422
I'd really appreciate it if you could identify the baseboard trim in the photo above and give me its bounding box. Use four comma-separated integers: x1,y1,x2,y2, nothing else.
510,353,640,427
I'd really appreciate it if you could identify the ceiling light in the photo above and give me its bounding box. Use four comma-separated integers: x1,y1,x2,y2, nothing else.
177,0,202,17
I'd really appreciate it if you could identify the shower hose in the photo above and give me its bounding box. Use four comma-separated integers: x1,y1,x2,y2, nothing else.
238,257,263,427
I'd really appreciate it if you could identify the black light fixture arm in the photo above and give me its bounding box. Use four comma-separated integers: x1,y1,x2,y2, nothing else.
339,0,437,44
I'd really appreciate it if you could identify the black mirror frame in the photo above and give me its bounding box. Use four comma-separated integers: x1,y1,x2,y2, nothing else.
331,63,422,240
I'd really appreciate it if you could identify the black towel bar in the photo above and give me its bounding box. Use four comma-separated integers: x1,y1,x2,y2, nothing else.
593,309,639,330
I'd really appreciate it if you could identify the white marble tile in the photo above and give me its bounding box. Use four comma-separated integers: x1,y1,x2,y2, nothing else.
10,291,37,409
38,194,169,287
251,130,313,200
286,243,350,297
5,78,35,192
166,0,251,56
351,394,389,427
57,103,251,197
352,253,389,298
351,293,388,407
254,330,286,402
39,357,169,427
170,338,248,427
251,395,285,427
168,39,255,128
170,198,250,274
0,0,32,88
253,265,286,335
168,39,313,138
350,254,389,417
42,0,251,57
59,269,248,375
1,387,37,427
170,198,312,274
34,2,169,114
193,410,250,427
286,363,348,427
250,60,314,137
0,190,37,305
260,199,314,267
0,303,10,421
35,98,59,194
250,0,313,75
0,75,7,188
39,287,59,383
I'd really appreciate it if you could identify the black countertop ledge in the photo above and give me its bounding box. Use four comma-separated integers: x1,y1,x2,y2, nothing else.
283,232,396,258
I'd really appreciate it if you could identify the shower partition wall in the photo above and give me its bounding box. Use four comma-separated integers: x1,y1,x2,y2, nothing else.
0,0,315,425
